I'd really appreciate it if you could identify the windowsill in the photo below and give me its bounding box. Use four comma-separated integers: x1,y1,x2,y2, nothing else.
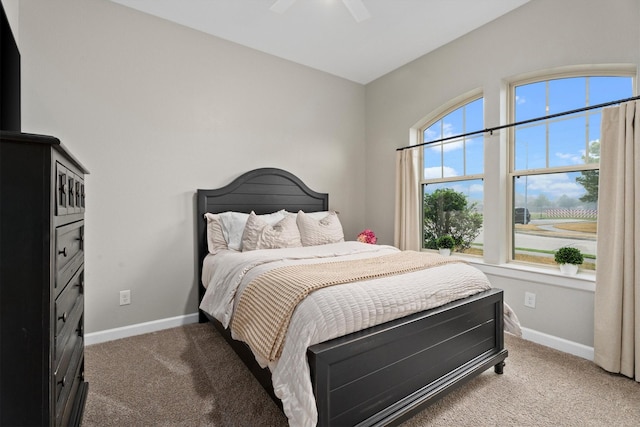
460,256,596,293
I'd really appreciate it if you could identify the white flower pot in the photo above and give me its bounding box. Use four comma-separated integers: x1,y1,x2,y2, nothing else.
439,248,451,256
559,263,579,275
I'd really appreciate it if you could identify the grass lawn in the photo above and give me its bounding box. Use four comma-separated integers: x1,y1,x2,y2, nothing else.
458,221,597,271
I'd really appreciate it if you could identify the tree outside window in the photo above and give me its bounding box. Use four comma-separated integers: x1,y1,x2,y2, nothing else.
421,97,484,255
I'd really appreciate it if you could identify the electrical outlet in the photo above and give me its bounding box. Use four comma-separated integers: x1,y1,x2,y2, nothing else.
524,291,536,308
120,290,131,306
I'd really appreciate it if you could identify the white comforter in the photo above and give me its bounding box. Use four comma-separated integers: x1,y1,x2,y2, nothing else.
199,242,494,427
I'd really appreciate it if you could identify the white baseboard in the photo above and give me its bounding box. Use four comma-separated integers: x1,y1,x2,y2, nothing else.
86,314,595,362
85,313,200,346
520,327,594,361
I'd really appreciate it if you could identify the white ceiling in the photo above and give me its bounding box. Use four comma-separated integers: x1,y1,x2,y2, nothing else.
109,0,530,84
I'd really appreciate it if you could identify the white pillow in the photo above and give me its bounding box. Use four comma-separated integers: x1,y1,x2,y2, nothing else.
296,210,344,246
204,213,228,254
218,210,286,251
241,212,302,251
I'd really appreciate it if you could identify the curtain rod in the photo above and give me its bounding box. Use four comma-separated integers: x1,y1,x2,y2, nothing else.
396,94,640,152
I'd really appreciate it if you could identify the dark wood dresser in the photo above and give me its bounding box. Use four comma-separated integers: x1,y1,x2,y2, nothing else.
1,131,89,426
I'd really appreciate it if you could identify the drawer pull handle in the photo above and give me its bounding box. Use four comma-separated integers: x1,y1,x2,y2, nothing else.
59,376,66,387
58,247,68,257
59,312,68,322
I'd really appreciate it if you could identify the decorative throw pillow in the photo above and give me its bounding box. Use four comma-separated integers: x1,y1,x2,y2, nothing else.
296,210,344,246
241,212,302,251
219,210,286,251
204,213,228,254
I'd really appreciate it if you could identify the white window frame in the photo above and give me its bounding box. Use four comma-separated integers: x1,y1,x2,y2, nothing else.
506,69,636,269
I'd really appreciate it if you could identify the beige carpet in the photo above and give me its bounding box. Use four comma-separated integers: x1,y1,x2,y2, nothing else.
82,323,640,427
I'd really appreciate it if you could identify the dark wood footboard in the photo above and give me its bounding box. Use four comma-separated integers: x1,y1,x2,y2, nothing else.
307,288,507,427
205,288,507,426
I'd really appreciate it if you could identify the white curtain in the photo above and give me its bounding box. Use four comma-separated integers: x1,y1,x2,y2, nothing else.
394,148,421,250
593,100,640,382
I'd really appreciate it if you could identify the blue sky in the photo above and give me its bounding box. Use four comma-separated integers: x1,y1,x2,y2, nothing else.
423,76,633,205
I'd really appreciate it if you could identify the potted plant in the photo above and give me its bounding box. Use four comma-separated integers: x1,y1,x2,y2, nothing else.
436,234,455,256
554,246,584,275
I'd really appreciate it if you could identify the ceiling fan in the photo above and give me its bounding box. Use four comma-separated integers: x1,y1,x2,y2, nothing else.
270,0,371,23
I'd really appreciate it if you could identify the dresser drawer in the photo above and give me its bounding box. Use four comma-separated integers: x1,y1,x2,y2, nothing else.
57,356,85,427
54,270,84,362
74,178,86,213
56,161,85,216
56,162,69,216
55,221,84,295
54,335,83,427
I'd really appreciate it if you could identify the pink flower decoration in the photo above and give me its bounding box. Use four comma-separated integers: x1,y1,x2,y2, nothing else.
357,229,377,244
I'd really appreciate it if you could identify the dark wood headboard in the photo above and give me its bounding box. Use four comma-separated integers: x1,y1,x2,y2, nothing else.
196,168,328,321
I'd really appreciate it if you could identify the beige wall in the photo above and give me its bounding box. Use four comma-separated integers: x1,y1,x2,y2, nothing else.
364,0,640,348
17,0,366,333
13,0,640,350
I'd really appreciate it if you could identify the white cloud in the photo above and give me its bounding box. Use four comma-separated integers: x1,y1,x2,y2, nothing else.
526,173,584,199
424,121,479,153
554,151,582,164
469,183,484,194
423,166,458,179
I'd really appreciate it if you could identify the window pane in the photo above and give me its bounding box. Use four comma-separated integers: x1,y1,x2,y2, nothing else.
423,97,484,179
512,172,596,269
511,75,633,271
421,98,484,256
549,77,585,115
515,81,546,122
590,76,634,105
424,144,442,179
466,136,484,175
442,140,463,177
549,116,586,168
466,98,483,132
423,180,484,255
444,108,464,137
423,122,442,143
514,125,546,171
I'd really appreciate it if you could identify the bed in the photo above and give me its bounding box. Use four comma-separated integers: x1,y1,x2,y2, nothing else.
196,168,509,427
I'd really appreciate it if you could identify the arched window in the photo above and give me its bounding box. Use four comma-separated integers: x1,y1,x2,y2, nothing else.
420,96,484,255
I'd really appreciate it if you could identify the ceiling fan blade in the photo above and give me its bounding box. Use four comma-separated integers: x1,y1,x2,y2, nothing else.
270,0,298,14
342,0,371,23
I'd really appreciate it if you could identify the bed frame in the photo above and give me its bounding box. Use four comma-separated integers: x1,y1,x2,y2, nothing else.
196,168,507,426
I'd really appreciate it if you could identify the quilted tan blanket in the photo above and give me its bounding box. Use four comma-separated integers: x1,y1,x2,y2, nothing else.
231,250,464,362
